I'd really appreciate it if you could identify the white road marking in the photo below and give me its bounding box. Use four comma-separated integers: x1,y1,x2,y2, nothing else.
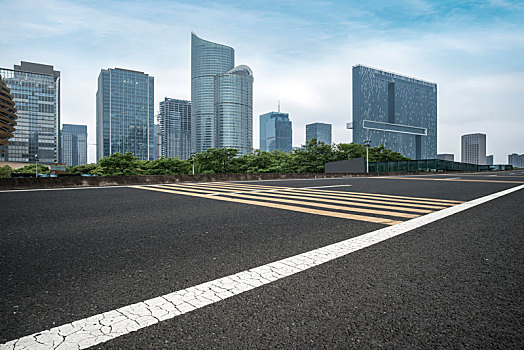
302,184,353,189
2,184,522,350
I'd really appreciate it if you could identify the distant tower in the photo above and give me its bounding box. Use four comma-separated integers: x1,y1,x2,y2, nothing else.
0,61,60,164
158,98,191,159
260,111,292,153
61,124,87,166
214,65,253,156
96,67,154,161
306,123,332,145
461,133,487,164
191,33,234,153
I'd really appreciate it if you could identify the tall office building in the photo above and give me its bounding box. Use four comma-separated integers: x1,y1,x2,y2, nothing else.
259,111,292,153
0,74,17,161
461,133,486,164
96,68,154,161
158,98,191,159
214,65,253,155
306,122,332,145
508,153,524,168
191,33,234,153
61,124,87,166
350,65,437,159
0,61,60,164
486,155,494,165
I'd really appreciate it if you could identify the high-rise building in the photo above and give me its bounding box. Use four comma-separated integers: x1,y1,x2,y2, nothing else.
437,153,454,161
306,122,332,145
96,68,154,161
158,98,191,159
486,155,494,165
0,61,60,164
0,74,17,161
508,153,524,168
191,33,234,153
461,133,486,164
61,124,87,166
350,65,437,160
259,111,292,153
214,65,253,155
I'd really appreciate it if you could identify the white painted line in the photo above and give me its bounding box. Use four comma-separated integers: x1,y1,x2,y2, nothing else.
302,185,353,189
1,184,523,350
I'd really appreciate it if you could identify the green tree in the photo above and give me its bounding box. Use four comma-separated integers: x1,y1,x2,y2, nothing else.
142,157,191,175
290,139,334,173
195,148,238,174
96,152,140,176
68,163,98,175
332,143,367,161
368,144,410,162
13,164,50,174
0,165,13,178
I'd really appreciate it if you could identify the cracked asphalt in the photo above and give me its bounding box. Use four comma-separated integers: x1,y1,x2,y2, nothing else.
1,171,523,349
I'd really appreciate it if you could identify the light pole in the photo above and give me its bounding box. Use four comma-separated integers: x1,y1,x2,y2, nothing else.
35,154,38,178
363,140,371,173
191,153,196,175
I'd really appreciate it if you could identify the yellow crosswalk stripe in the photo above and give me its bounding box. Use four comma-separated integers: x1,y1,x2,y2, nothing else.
151,184,418,219
199,182,463,204
171,183,433,214
131,185,403,225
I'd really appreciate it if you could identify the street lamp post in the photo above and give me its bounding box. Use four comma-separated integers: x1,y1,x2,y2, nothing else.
363,140,371,173
191,153,196,175
35,154,38,178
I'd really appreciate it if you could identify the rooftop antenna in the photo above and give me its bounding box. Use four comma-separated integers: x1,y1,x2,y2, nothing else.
278,100,280,113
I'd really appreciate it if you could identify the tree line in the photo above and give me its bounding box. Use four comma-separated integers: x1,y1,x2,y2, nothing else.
0,140,409,177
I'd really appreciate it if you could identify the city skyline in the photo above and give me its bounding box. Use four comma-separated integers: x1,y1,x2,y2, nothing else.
1,0,523,163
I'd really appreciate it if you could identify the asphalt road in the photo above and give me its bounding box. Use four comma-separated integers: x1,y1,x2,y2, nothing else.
1,170,523,349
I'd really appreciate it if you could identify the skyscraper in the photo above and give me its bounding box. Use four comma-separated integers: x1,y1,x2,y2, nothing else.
0,61,60,164
351,65,437,160
0,74,17,161
259,111,292,153
61,124,87,166
306,122,332,145
191,33,234,153
96,68,154,161
508,153,524,168
158,98,191,159
461,133,486,164
214,65,253,155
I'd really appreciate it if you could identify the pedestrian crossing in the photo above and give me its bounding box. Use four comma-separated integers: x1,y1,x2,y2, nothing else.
130,182,463,226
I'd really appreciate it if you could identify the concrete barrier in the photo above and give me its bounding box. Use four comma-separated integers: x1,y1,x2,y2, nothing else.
0,171,471,190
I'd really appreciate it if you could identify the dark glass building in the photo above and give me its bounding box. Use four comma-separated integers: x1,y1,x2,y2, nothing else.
351,65,437,159
259,111,292,153
306,122,332,145
96,68,155,161
0,61,60,164
0,74,17,161
158,98,191,160
61,124,87,166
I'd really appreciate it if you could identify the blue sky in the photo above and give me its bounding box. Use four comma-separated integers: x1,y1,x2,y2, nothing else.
1,0,523,163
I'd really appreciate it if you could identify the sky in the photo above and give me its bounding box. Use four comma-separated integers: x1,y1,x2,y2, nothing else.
1,0,523,164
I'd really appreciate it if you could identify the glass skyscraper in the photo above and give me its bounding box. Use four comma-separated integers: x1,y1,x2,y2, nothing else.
259,111,292,153
158,98,191,160
214,65,253,156
0,61,60,164
351,65,437,160
96,68,155,161
61,124,87,166
191,33,234,153
306,122,332,145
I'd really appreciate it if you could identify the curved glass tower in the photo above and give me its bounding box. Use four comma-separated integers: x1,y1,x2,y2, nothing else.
214,65,253,156
191,33,234,154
